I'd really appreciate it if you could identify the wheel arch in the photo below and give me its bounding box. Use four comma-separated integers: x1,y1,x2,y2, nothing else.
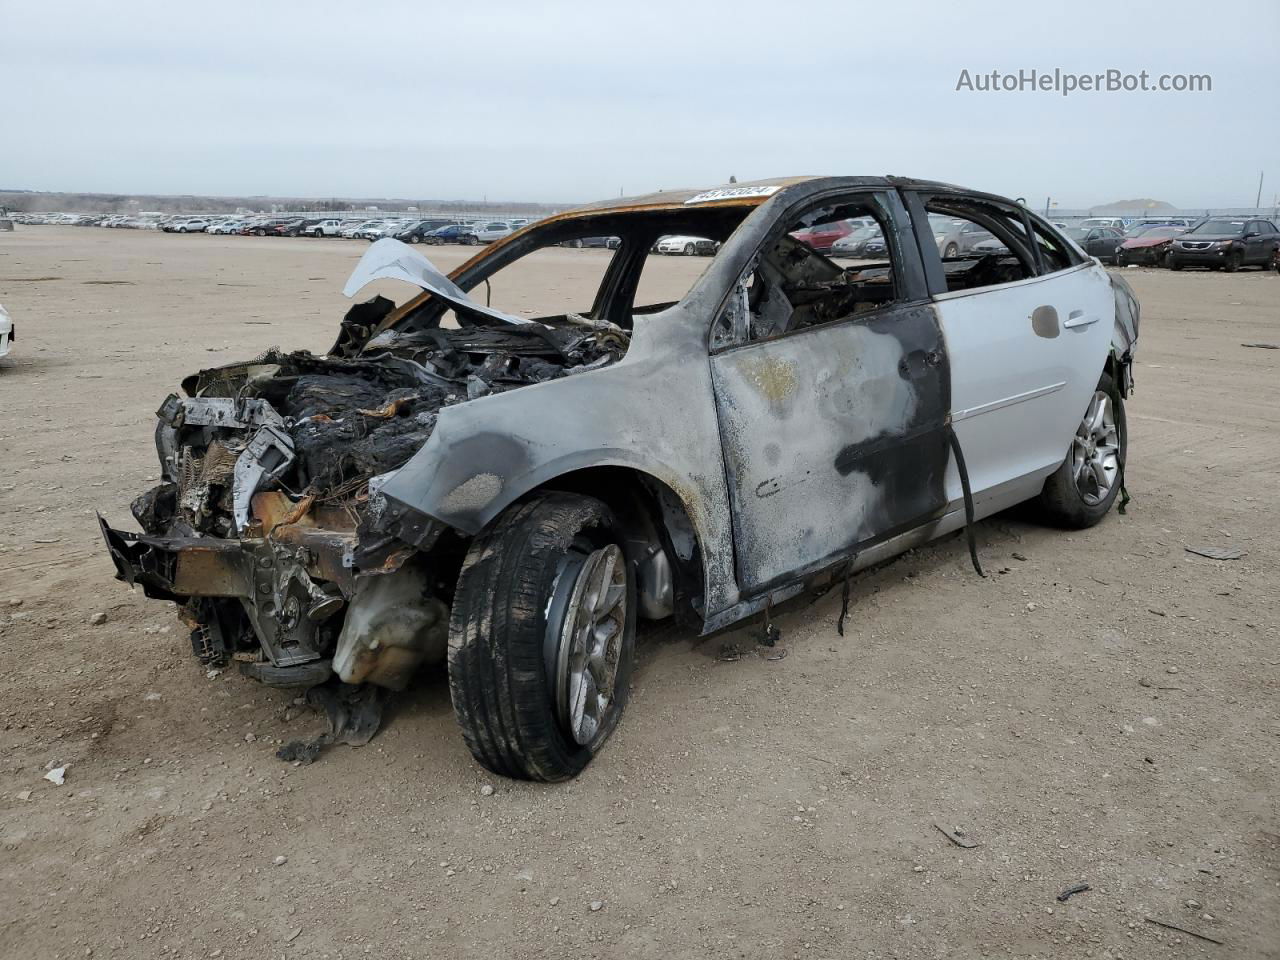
526,465,706,624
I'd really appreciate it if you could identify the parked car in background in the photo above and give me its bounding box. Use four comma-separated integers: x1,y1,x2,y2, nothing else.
303,219,346,237
654,235,718,255
242,219,286,236
421,224,472,244
339,220,381,239
970,236,1011,256
829,223,884,258
0,303,12,359
932,216,996,258
790,217,867,253
563,236,620,249
1128,217,1194,232
1167,217,1280,271
1063,226,1126,263
469,221,516,244
1079,217,1127,231
1115,226,1187,267
393,219,458,244
357,221,403,240
164,218,210,233
208,219,245,235
269,218,310,237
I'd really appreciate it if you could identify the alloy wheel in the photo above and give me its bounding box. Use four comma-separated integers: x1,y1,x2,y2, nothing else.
551,543,627,746
1072,391,1120,505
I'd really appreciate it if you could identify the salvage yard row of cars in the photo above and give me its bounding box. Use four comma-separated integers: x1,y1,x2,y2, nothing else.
791,212,1280,271
1060,216,1280,270
15,209,1279,270
11,212,705,252
99,174,1152,782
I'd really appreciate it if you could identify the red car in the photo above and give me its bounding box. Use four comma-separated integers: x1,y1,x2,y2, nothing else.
790,218,865,253
1115,226,1186,267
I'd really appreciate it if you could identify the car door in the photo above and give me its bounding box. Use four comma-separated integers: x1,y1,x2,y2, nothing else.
907,193,1115,502
709,189,950,595
1099,228,1124,259
1244,221,1272,264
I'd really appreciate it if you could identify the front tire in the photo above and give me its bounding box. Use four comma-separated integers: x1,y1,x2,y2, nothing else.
943,243,958,259
1032,372,1126,528
1224,250,1243,272
448,493,636,781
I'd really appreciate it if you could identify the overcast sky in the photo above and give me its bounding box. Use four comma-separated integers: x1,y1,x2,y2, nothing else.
2,0,1276,208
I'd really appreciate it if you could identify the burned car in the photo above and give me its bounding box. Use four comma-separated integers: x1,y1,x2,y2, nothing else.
101,176,1139,781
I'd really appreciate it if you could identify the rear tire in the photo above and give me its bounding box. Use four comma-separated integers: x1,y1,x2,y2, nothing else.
448,493,636,782
1032,372,1127,529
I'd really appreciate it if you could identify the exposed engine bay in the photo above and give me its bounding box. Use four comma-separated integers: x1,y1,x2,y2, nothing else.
100,241,630,715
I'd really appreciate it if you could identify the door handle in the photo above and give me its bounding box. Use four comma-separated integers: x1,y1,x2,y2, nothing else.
1063,311,1099,329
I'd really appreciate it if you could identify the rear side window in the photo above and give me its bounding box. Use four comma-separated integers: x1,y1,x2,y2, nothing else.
919,197,1081,293
922,199,1034,292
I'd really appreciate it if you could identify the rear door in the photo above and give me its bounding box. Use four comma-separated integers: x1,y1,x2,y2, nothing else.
904,192,1115,500
710,189,949,594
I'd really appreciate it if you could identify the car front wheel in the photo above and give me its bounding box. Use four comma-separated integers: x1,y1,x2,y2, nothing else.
1224,250,1243,272
1032,372,1126,528
448,492,635,781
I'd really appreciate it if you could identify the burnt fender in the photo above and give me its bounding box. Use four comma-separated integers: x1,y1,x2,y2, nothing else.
378,316,742,616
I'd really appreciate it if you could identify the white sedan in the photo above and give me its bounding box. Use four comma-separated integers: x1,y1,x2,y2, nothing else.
654,234,718,255
0,303,13,358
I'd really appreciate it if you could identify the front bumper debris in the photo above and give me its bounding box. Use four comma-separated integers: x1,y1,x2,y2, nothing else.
100,488,439,689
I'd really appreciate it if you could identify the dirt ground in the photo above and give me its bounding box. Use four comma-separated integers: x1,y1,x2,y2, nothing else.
1,226,1277,960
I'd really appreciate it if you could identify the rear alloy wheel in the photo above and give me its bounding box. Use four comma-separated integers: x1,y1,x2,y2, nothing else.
1033,372,1126,528
1224,250,1243,272
448,493,635,781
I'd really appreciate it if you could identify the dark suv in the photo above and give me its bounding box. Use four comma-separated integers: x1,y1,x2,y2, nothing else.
1168,217,1280,271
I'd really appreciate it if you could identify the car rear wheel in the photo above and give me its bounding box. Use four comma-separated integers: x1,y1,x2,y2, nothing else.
1032,372,1126,529
448,492,635,781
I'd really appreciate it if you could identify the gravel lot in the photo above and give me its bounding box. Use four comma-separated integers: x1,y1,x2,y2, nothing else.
1,226,1277,959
